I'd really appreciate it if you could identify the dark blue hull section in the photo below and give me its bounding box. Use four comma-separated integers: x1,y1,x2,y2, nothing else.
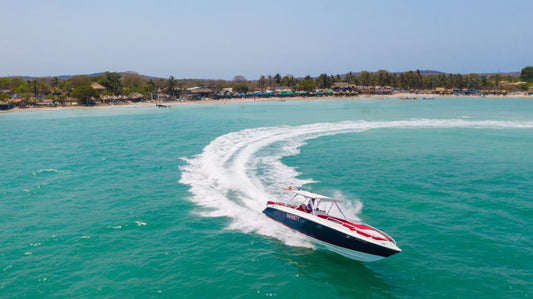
263,207,399,258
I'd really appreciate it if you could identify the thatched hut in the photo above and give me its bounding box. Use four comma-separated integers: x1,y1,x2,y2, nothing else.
186,87,213,100
91,82,106,93
128,92,145,102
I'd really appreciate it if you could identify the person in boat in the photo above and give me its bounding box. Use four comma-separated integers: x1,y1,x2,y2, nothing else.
306,198,315,213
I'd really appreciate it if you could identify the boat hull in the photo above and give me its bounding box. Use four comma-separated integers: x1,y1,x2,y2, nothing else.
263,206,400,262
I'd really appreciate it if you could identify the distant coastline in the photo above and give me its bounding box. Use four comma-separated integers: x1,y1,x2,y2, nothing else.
3,93,532,114
1,68,532,112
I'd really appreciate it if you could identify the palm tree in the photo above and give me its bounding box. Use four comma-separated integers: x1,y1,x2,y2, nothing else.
31,79,39,97
103,72,123,95
166,76,177,97
258,75,266,92
52,77,59,89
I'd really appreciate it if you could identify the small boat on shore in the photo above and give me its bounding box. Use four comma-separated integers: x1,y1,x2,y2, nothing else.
263,188,401,262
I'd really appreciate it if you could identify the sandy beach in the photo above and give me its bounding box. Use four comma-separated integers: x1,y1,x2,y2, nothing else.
2,93,532,114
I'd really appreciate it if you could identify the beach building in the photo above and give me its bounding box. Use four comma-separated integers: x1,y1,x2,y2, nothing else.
0,100,13,110
36,99,56,107
215,88,234,99
127,92,145,102
90,82,106,93
331,82,357,92
433,87,455,95
221,87,233,94
373,86,394,95
186,87,213,100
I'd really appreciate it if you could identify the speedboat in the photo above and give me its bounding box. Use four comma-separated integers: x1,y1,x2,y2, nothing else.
263,188,401,262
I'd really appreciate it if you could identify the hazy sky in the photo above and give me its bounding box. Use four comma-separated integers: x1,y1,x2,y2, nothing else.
1,0,532,79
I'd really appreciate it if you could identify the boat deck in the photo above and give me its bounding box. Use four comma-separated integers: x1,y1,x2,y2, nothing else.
267,201,392,242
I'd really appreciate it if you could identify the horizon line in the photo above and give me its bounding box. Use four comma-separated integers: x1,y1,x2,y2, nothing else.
1,68,524,81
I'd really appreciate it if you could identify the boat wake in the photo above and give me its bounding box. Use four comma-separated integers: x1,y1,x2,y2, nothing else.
179,119,533,248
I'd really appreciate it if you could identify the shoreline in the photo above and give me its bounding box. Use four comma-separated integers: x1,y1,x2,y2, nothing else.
2,93,532,114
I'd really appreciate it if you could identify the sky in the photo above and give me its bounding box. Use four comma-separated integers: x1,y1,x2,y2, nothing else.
1,0,532,80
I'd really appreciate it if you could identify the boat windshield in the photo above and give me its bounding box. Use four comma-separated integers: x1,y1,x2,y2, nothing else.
289,190,347,220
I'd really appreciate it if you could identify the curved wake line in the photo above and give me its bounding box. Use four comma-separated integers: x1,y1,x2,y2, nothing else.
179,119,533,247
32,169,71,175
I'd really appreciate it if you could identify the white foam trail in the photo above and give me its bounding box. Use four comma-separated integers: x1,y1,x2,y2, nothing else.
32,169,70,175
179,119,533,247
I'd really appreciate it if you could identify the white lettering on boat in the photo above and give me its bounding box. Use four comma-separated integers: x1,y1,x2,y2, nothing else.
286,214,299,221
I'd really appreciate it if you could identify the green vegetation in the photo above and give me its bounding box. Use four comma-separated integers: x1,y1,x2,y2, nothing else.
165,76,178,97
70,85,99,105
520,66,533,83
233,83,250,93
102,72,123,95
297,76,316,92
316,73,334,89
0,68,531,109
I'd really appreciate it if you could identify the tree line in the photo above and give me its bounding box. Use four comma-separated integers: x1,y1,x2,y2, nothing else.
1,67,532,105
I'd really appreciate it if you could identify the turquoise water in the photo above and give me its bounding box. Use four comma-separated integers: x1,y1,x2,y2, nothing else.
1,98,532,298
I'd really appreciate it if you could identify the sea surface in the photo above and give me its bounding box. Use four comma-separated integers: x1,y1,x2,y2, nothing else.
1,97,532,298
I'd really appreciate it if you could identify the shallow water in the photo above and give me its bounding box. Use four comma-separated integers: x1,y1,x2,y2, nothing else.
1,97,532,298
